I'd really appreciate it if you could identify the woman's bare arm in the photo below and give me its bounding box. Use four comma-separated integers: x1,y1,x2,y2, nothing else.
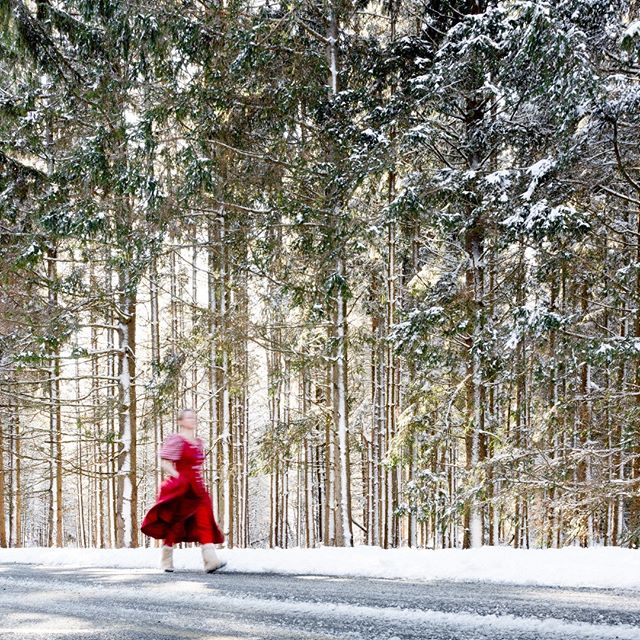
160,458,180,478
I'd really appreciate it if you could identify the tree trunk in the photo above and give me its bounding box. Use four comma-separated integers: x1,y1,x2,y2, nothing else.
628,208,640,546
115,268,137,548
0,410,6,547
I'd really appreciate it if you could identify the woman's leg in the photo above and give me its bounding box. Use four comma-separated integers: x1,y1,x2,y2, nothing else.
160,527,176,572
201,542,224,572
161,535,174,572
163,531,175,547
193,501,225,572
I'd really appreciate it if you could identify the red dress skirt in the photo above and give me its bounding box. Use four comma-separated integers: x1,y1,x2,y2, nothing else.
141,434,224,545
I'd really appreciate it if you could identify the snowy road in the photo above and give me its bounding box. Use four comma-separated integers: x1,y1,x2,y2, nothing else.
1,564,639,640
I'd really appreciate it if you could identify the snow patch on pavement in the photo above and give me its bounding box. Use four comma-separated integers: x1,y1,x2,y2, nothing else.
194,593,640,640
1,570,639,640
2,545,639,591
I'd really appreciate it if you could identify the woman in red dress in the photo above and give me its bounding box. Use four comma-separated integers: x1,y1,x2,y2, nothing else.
141,409,225,573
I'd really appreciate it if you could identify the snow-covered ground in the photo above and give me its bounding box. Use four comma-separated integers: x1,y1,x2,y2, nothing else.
2,545,639,590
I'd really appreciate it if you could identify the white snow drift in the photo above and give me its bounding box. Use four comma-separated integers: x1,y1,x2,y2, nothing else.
1,545,639,591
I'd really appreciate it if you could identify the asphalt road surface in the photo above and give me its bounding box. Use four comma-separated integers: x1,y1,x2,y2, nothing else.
1,564,639,639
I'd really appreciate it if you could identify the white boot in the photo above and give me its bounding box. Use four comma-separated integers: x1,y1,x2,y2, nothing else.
161,545,174,572
201,543,226,573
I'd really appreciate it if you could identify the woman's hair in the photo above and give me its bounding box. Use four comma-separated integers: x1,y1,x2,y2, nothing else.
177,408,196,421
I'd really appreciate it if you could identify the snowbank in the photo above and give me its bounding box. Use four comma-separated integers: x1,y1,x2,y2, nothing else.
1,545,639,590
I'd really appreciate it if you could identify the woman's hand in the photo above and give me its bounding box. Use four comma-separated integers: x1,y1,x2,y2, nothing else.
160,458,180,479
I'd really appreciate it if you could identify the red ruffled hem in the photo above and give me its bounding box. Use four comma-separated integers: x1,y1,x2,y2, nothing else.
141,474,224,545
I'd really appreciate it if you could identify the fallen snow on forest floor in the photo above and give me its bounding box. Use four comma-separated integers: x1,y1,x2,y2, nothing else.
1,545,639,590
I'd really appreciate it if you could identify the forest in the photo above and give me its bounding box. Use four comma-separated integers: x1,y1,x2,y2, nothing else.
1,0,640,552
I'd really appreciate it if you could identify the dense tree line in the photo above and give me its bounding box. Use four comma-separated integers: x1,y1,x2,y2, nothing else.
1,0,640,550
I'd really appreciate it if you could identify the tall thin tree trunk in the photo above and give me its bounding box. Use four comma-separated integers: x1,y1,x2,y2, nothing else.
629,208,640,546
115,266,137,548
0,410,6,547
47,248,63,547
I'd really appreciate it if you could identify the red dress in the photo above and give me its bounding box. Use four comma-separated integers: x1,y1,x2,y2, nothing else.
141,433,224,545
